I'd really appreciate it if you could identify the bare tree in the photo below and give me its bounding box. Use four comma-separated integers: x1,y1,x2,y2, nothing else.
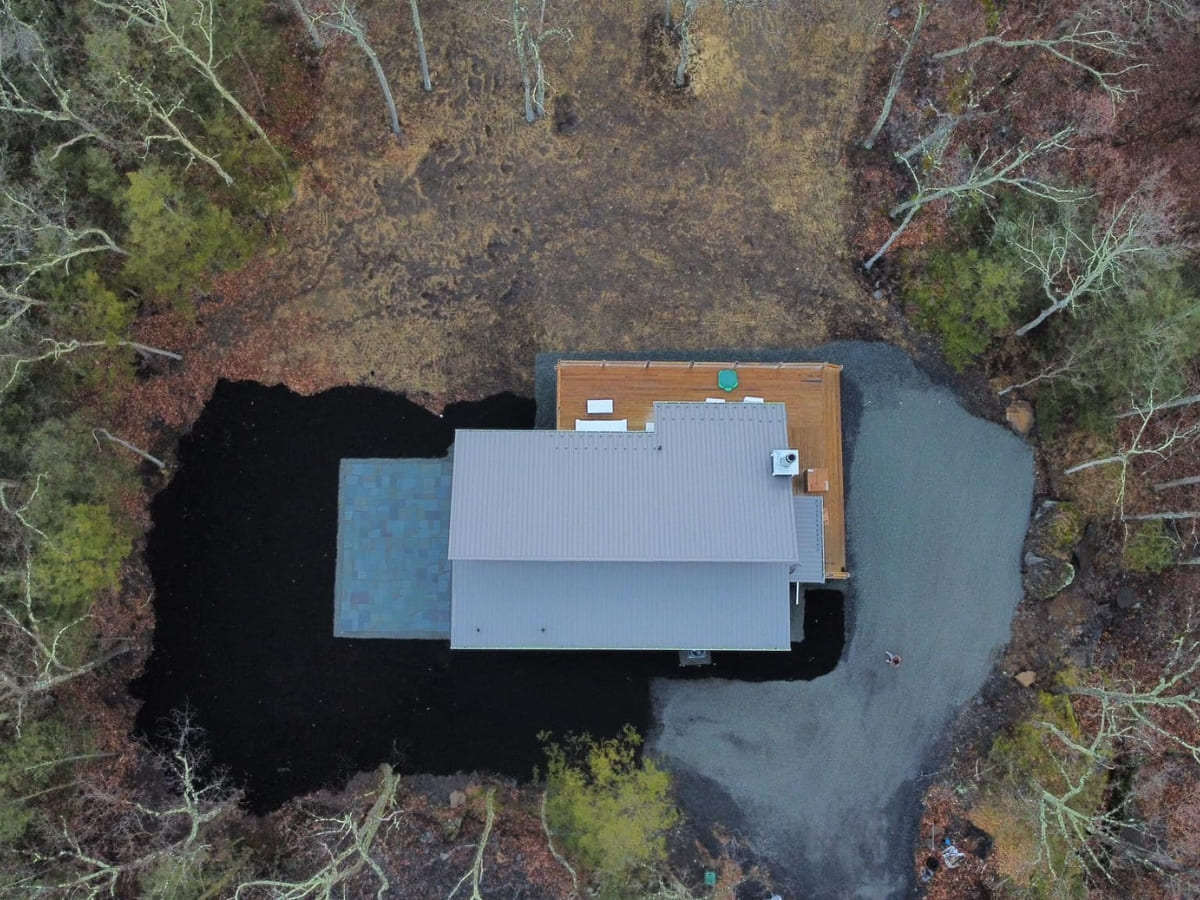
118,71,236,184
1013,190,1181,336
3,336,182,393
234,764,401,899
1022,634,1200,881
1,184,127,368
997,343,1089,396
318,2,402,138
93,428,168,470
864,128,1076,270
510,0,571,123
1154,474,1200,492
862,3,928,150
892,107,988,164
1065,388,1200,514
0,478,132,735
286,0,325,51
0,5,122,159
672,0,699,88
30,710,242,896
447,789,496,900
409,0,431,92
540,790,579,895
931,12,1144,105
0,185,179,393
1123,511,1200,521
999,260,1199,400
91,0,281,157
1118,393,1200,419
511,0,535,122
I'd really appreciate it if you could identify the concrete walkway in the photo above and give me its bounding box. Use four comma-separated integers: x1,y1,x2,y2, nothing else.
649,343,1033,898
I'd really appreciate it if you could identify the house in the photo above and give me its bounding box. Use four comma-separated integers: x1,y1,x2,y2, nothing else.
333,359,845,655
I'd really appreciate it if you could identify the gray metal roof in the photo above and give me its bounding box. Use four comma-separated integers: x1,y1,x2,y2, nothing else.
450,560,792,650
792,495,826,584
448,402,798,563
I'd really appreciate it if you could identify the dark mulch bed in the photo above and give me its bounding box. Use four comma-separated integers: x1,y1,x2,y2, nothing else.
134,380,842,811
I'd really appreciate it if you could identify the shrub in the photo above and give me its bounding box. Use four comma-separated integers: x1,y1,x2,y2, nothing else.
1123,520,1177,574
971,688,1106,898
1028,263,1200,427
0,713,90,848
31,503,131,622
45,267,134,342
541,726,681,898
25,416,135,519
906,244,1030,369
120,165,258,308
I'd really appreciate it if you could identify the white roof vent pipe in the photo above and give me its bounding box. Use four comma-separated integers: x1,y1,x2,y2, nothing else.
771,449,800,477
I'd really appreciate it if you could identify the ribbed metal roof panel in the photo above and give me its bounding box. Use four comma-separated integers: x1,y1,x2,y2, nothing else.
792,495,826,584
450,560,792,650
447,402,799,562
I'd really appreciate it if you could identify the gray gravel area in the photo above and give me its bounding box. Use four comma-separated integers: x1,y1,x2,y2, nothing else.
648,343,1033,898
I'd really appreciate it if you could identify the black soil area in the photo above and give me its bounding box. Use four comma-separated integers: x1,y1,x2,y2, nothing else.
134,381,844,811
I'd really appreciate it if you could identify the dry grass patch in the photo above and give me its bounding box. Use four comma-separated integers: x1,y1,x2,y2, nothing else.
262,0,895,400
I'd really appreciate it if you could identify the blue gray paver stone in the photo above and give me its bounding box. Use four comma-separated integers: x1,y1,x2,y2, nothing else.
333,456,453,638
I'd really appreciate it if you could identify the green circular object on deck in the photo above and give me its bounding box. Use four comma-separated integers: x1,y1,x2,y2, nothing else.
717,369,738,392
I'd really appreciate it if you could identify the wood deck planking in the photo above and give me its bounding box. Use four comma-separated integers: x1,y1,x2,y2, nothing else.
555,360,848,578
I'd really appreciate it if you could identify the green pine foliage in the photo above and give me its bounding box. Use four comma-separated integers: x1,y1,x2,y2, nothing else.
1033,262,1200,426
44,267,134,342
905,242,1031,370
25,415,134,516
541,726,681,898
202,111,294,214
16,417,137,622
31,503,131,622
120,164,258,307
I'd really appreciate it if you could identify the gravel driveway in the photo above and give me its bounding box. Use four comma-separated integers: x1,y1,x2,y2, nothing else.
649,343,1034,898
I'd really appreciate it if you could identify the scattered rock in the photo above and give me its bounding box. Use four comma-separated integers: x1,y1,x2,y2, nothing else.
442,814,464,841
1026,501,1085,562
1023,553,1075,601
1067,644,1094,669
1116,586,1137,609
449,789,466,809
1046,586,1091,627
1074,523,1098,588
1005,400,1034,437
1015,670,1037,687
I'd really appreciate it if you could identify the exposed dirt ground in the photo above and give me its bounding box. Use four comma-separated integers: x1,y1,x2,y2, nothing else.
128,0,900,425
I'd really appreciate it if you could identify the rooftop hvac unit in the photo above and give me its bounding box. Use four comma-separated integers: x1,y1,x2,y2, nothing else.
771,449,800,477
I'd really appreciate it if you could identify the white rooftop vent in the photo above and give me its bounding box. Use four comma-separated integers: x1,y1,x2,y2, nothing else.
771,449,800,477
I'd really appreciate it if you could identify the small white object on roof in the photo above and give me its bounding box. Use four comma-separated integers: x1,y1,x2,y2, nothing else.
743,396,765,403
575,419,628,432
771,448,800,476
705,397,726,403
586,398,614,414
645,422,655,432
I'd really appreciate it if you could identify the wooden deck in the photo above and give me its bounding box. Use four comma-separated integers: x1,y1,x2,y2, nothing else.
556,360,848,579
